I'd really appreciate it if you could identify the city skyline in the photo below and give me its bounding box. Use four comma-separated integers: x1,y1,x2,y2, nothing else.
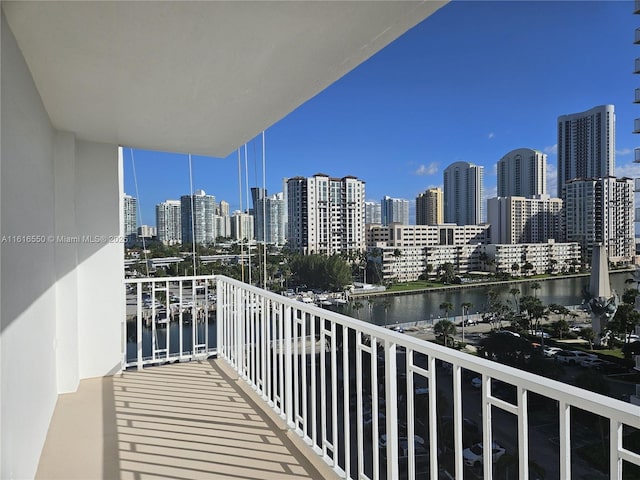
124,1,639,227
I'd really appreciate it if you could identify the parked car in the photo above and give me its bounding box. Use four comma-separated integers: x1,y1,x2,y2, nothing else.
496,329,520,337
543,346,562,357
579,358,607,369
528,330,550,339
555,350,597,365
462,441,506,468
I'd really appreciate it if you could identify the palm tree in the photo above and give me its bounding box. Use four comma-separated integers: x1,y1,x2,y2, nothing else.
351,300,363,320
461,301,473,342
511,262,520,277
392,248,402,283
434,319,457,347
509,288,520,313
439,301,453,322
381,299,392,328
531,281,541,299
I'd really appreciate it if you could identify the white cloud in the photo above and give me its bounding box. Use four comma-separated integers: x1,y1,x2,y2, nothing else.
616,148,633,156
488,132,495,139
544,144,557,155
415,162,439,176
615,161,640,179
482,185,497,202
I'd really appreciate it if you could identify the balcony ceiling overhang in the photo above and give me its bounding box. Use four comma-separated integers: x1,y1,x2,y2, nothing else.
2,1,447,157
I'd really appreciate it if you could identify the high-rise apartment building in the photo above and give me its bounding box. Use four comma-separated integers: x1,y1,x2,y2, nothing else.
156,200,182,245
564,177,634,264
217,200,230,217
365,201,382,225
251,188,286,245
213,215,231,240
137,225,156,240
123,194,138,242
416,187,443,225
497,148,547,197
381,196,409,226
487,195,562,245
443,161,484,225
181,190,216,245
557,105,615,199
231,211,254,241
287,174,365,255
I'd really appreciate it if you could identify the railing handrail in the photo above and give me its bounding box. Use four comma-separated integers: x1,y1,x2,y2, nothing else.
215,275,640,428
124,273,640,478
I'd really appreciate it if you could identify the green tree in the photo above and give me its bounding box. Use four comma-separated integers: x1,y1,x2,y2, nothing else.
530,281,541,298
439,301,454,321
351,301,363,320
381,299,392,328
434,319,457,347
289,254,351,291
580,327,596,350
438,262,456,284
607,303,640,344
551,319,570,339
622,288,638,306
509,288,520,313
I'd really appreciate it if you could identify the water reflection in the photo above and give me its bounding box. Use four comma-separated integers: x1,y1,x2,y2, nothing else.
335,272,633,327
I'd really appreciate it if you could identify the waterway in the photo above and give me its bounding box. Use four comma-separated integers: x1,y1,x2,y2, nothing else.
332,271,634,327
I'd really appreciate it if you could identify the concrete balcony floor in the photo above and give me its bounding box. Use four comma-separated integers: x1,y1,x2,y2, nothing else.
36,359,336,480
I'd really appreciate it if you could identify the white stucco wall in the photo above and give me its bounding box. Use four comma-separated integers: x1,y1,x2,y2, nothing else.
1,12,58,479
1,12,123,479
75,140,123,378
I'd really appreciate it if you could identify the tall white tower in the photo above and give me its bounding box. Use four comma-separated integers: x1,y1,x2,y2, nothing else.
557,105,615,199
497,148,547,198
443,161,484,225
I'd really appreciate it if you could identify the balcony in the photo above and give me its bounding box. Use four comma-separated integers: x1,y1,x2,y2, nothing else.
635,28,640,44
635,58,640,74
634,119,640,134
37,275,640,479
635,147,640,163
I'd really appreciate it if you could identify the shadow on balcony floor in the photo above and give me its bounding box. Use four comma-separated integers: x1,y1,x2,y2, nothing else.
37,359,334,479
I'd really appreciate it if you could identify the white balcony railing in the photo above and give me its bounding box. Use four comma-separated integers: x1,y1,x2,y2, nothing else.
126,275,640,479
124,275,218,368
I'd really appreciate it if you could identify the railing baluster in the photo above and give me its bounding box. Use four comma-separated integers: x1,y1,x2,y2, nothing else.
371,337,379,480
331,320,338,468
136,282,143,370
482,375,492,480
427,354,438,480
517,385,529,480
611,419,623,480
356,331,364,479
311,314,317,450
342,324,350,479
284,304,293,428
301,309,308,439
452,363,464,478
559,400,571,479
384,340,398,480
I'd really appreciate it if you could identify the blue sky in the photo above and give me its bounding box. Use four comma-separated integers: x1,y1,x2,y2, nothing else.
124,0,640,227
